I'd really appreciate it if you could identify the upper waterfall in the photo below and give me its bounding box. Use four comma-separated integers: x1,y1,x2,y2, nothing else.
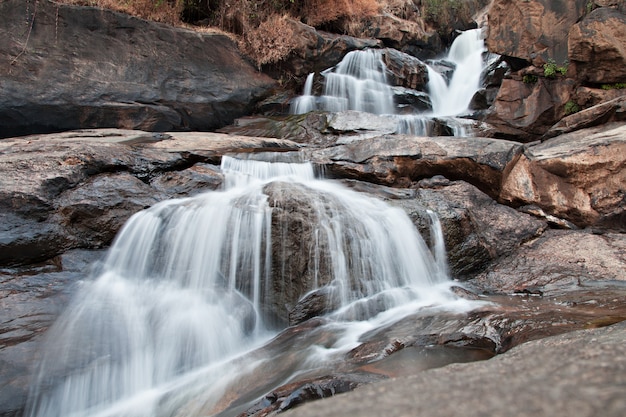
289,28,488,136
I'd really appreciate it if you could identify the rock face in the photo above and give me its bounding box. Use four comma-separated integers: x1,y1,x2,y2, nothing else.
0,0,277,138
500,123,626,230
486,0,588,66
568,7,626,84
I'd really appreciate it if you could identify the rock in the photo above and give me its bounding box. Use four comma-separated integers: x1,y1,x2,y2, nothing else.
0,0,276,137
282,322,626,417
487,76,577,140
574,86,626,109
472,229,626,294
0,129,300,266
380,48,429,91
390,181,546,279
500,123,626,230
543,95,626,138
486,0,588,66
568,7,626,84
310,135,523,199
54,172,166,249
149,163,224,197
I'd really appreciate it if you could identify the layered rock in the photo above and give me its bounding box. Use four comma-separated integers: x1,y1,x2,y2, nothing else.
0,0,276,138
310,134,523,198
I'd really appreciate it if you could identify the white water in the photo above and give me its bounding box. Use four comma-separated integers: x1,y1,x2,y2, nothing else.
427,29,486,116
25,157,470,417
290,29,487,136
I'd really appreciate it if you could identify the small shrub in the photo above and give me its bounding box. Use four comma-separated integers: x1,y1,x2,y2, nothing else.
543,59,568,78
564,100,580,115
601,83,626,90
523,74,538,84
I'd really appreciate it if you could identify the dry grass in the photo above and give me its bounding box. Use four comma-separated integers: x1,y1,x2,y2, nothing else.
57,0,185,26
54,0,382,66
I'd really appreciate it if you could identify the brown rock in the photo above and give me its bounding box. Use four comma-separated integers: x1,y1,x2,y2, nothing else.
544,95,626,138
500,123,626,229
568,7,626,84
487,76,576,140
263,18,381,81
486,0,587,66
574,86,626,109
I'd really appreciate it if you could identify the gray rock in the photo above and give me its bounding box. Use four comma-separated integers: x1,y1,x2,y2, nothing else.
283,321,626,417
0,0,276,137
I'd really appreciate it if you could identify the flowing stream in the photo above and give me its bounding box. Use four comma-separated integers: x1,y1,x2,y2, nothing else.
290,28,487,136
25,156,479,417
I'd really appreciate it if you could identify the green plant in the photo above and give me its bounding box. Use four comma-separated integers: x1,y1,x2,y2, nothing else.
543,59,568,78
601,83,626,90
523,74,538,84
564,100,580,115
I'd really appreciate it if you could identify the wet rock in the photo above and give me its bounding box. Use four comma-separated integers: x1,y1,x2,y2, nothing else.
54,172,166,248
289,287,340,326
0,249,105,417
149,163,224,197
283,321,626,417
500,123,626,229
381,48,429,91
241,373,384,417
0,0,276,137
393,181,546,279
568,7,626,84
0,129,300,266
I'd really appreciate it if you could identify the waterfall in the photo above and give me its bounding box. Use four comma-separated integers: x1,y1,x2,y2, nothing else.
289,29,487,136
25,157,460,417
427,29,486,116
289,73,316,115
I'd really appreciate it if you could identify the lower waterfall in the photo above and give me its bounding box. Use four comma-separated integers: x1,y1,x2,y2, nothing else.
25,156,476,417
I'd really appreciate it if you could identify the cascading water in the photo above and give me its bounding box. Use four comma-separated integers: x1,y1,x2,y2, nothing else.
25,156,469,417
290,28,488,136
426,29,486,117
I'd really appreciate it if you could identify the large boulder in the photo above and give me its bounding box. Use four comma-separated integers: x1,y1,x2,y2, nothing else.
543,95,626,138
486,0,588,66
500,123,626,230
568,7,626,84
310,134,523,198
0,0,277,138
486,76,576,140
